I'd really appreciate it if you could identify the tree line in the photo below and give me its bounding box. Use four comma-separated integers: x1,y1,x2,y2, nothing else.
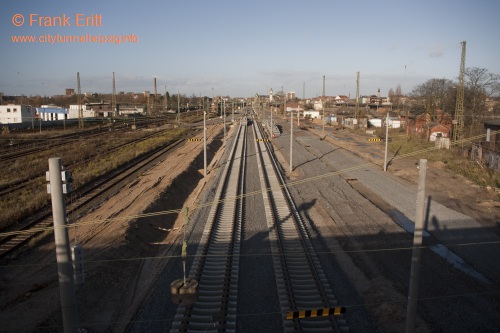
389,67,500,137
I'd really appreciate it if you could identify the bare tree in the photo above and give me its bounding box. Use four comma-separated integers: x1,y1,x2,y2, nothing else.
463,67,500,136
410,78,454,120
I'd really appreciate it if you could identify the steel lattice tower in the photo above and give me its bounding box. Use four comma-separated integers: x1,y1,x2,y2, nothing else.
453,41,466,144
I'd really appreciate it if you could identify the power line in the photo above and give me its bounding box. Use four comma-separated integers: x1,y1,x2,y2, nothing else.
14,289,500,332
0,130,496,239
2,239,499,269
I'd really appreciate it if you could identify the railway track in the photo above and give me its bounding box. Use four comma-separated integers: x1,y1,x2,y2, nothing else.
253,119,347,332
0,137,186,259
0,115,180,163
0,127,194,197
170,115,348,332
171,119,247,332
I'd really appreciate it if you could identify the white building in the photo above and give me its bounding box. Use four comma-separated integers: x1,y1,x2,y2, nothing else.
303,110,321,119
119,106,145,115
38,105,68,121
0,104,36,124
285,106,303,112
313,100,323,111
68,105,96,119
368,118,382,128
368,117,401,128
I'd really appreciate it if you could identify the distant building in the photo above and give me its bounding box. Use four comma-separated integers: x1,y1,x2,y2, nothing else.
304,110,321,119
119,106,145,115
335,95,350,104
38,105,68,121
65,88,75,96
68,104,96,119
368,118,382,128
285,101,303,113
429,124,451,142
0,104,36,124
313,99,323,111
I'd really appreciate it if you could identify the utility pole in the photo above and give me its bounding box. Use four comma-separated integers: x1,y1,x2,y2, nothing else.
404,66,409,136
322,75,326,137
154,77,157,98
47,158,79,333
322,75,326,97
452,41,466,148
405,159,427,333
384,111,389,172
356,71,360,125
165,84,168,112
77,72,83,129
112,72,116,117
211,86,214,121
270,102,273,138
289,104,293,173
223,97,226,144
203,111,207,177
300,82,305,126
178,91,182,122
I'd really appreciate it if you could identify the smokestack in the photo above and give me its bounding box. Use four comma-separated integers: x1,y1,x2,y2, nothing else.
154,78,157,98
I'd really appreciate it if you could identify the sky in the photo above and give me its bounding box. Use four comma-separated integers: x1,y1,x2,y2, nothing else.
1,0,499,99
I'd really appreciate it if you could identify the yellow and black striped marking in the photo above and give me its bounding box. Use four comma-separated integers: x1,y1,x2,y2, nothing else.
368,138,382,142
257,139,270,142
188,138,202,142
286,307,346,320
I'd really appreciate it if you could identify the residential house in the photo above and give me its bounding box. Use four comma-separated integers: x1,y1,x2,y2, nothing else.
335,95,349,104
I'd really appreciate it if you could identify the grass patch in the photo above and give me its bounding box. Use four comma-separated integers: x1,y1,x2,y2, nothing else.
387,131,500,190
0,124,189,230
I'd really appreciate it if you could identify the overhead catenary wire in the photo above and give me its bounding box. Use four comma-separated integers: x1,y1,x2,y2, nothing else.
0,129,497,240
2,239,499,269
14,289,500,332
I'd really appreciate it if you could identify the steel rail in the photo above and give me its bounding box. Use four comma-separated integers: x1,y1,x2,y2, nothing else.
253,117,348,332
171,122,246,332
0,138,185,259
